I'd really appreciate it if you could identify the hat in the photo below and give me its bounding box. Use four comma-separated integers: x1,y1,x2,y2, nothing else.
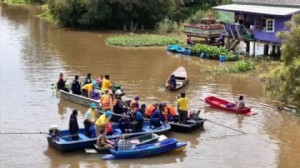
160,102,167,107
105,111,112,118
115,89,123,95
92,81,99,89
134,96,139,100
90,103,96,109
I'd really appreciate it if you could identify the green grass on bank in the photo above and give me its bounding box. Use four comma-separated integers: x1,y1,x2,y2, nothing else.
37,10,57,24
105,34,179,47
206,60,255,74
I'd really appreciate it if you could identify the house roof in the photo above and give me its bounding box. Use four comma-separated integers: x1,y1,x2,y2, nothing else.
213,4,300,16
233,0,300,7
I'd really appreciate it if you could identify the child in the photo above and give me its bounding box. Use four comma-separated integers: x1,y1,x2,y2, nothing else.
96,129,114,148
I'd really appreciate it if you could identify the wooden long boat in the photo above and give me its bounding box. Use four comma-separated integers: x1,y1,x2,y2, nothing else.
60,90,100,108
165,66,188,90
204,96,254,115
94,133,160,153
169,118,206,132
46,121,171,152
102,138,187,160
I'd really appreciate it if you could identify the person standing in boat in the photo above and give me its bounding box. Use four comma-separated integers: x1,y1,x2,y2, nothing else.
84,73,92,85
69,109,79,140
177,92,189,124
95,110,112,137
71,75,81,95
57,73,69,92
84,103,98,138
101,74,113,93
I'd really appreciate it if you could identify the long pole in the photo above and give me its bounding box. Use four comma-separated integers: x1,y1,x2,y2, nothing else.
206,119,247,134
0,132,47,135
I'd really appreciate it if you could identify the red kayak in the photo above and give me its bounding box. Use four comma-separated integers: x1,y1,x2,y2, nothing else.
204,96,254,115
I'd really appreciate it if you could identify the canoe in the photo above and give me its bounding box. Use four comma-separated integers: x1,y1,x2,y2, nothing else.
94,133,160,153
60,90,100,108
102,138,187,160
169,118,206,132
167,45,191,55
165,66,188,90
46,121,171,152
204,96,253,115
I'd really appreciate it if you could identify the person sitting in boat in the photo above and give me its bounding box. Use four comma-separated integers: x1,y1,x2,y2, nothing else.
177,92,189,124
167,75,177,89
116,134,134,151
95,110,112,138
105,122,113,135
150,108,165,129
84,73,92,85
57,73,69,92
101,74,113,93
96,74,103,88
160,102,176,122
71,75,81,95
96,129,114,149
84,103,98,138
69,109,79,140
81,82,98,98
145,103,159,118
101,89,111,111
236,95,246,110
118,113,131,134
129,103,144,132
139,104,146,116
130,96,140,109
113,93,127,114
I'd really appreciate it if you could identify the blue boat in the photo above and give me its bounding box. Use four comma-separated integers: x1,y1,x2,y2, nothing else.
102,138,187,160
167,45,191,55
46,121,171,152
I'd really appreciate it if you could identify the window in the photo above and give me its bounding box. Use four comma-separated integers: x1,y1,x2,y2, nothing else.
265,19,275,32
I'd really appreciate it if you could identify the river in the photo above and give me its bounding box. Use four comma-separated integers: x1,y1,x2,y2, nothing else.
0,3,299,168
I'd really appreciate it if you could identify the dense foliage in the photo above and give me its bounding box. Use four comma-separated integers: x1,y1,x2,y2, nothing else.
106,34,178,47
190,44,238,61
3,0,44,4
264,14,300,104
46,0,224,29
206,60,255,74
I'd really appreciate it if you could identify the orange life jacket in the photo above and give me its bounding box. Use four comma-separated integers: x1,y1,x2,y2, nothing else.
162,105,176,120
145,104,156,117
101,94,110,110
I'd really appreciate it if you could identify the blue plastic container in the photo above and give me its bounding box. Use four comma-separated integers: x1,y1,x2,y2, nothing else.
200,52,206,58
219,55,226,62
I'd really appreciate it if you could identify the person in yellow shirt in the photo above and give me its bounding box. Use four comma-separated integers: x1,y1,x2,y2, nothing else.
95,110,112,137
81,81,99,98
83,103,98,138
101,74,113,93
177,92,189,124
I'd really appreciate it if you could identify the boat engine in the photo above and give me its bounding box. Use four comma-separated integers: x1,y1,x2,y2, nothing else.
49,124,59,140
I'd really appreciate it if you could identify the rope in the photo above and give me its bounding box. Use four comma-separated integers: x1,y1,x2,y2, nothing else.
206,119,247,134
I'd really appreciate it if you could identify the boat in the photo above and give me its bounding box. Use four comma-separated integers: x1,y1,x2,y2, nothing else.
94,133,160,153
46,121,171,152
169,118,206,132
167,45,191,55
165,66,188,90
60,90,100,108
204,96,253,115
101,138,187,160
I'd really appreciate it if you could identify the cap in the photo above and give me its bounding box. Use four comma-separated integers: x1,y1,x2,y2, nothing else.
160,102,167,107
90,103,96,109
115,89,123,95
105,111,112,118
134,96,139,100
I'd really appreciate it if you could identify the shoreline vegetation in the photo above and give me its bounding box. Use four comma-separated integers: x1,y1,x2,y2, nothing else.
105,34,179,47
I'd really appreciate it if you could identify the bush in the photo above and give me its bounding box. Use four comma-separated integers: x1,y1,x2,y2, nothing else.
190,44,238,61
156,19,178,34
105,34,179,47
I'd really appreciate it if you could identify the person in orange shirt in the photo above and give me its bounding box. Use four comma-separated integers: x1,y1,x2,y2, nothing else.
145,103,158,118
100,89,111,111
160,102,177,122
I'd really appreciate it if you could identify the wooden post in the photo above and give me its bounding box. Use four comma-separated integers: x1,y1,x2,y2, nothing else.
271,45,276,56
278,46,281,58
245,40,250,55
252,41,256,57
263,44,269,56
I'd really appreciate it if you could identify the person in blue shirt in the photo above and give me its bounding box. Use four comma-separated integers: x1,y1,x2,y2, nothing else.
129,103,144,132
167,74,176,89
150,108,165,129
118,113,131,133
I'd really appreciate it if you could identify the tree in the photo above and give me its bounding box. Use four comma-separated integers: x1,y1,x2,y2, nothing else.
264,14,300,105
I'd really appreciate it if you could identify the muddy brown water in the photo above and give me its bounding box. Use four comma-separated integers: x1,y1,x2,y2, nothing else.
0,4,300,168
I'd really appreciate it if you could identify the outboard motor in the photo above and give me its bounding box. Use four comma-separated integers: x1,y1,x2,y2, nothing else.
49,124,59,141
